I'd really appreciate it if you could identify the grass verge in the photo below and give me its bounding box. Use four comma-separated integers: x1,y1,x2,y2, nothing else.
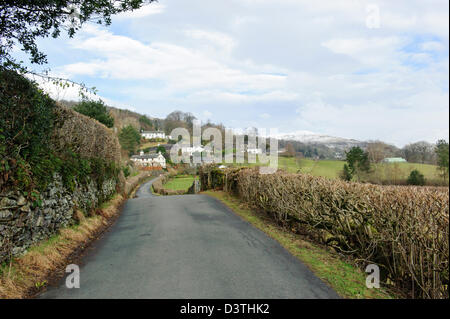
203,190,394,299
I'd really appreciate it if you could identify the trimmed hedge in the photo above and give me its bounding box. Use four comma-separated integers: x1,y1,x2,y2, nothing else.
51,105,121,165
199,165,449,299
0,67,122,195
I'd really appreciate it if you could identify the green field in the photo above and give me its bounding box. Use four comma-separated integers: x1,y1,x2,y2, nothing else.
229,157,446,185
163,175,196,191
230,157,346,178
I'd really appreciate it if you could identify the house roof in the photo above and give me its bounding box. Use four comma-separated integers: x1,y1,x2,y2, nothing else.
141,131,165,134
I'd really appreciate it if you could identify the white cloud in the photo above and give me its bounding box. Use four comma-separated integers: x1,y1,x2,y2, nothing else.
184,29,236,52
321,37,406,67
62,25,288,94
420,41,446,51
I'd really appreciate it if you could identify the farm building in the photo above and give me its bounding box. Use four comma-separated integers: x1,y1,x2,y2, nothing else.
382,157,407,163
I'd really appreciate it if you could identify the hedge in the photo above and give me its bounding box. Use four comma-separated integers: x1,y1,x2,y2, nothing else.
1,67,122,195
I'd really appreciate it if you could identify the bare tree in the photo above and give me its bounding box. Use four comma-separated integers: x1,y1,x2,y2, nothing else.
285,143,296,157
402,141,436,164
367,141,388,163
367,140,401,163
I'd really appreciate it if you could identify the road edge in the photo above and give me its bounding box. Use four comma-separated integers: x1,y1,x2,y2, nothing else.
0,172,154,299
202,190,394,299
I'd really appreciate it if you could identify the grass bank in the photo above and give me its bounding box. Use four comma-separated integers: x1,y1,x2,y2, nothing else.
0,173,152,299
203,190,393,299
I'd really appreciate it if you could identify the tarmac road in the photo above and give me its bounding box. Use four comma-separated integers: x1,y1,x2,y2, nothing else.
39,178,339,299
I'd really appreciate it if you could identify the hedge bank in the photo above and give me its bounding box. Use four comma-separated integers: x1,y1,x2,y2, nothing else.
1,68,124,264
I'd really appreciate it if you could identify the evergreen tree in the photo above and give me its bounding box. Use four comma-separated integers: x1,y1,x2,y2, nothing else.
435,139,449,181
119,125,141,155
341,146,371,181
407,169,425,186
73,99,114,128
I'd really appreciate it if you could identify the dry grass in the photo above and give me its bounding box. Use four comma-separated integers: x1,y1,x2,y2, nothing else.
0,194,124,299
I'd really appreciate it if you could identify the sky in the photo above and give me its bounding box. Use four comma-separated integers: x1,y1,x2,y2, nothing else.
26,0,449,147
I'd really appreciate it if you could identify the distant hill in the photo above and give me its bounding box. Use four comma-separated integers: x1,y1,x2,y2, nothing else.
276,130,364,149
275,131,367,159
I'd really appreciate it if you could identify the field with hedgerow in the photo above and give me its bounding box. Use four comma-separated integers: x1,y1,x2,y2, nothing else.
199,165,449,299
232,156,448,186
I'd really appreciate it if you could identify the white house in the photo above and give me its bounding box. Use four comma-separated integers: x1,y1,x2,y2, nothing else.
141,131,166,139
131,151,166,168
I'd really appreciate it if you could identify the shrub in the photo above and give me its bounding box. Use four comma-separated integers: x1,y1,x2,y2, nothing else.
200,166,449,299
407,169,425,186
123,166,131,178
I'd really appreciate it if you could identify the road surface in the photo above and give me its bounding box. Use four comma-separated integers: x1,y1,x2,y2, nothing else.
40,178,339,299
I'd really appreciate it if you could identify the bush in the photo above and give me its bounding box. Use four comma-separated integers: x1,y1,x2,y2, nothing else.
123,166,131,178
407,169,425,186
200,166,449,299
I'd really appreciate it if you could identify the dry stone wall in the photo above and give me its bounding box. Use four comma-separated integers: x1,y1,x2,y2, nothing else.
0,173,117,263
